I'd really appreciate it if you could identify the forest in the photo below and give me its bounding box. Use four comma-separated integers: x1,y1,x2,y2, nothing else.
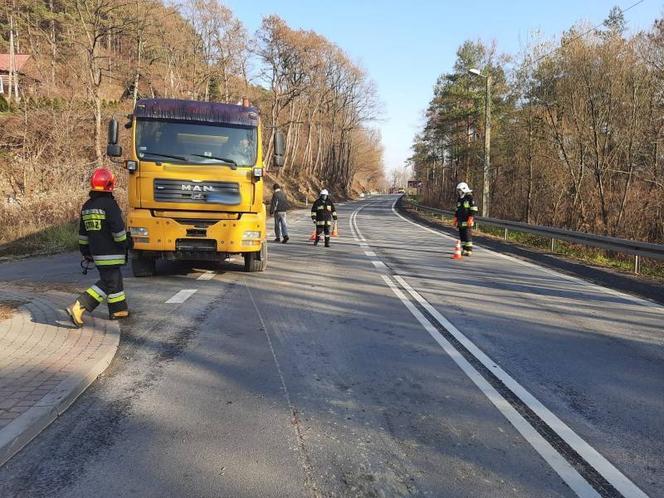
409,8,664,243
0,0,385,245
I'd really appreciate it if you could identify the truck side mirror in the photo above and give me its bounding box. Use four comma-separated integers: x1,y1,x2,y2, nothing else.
273,131,285,168
106,118,123,157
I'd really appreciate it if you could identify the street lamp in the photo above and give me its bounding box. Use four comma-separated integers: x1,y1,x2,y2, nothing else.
468,68,491,217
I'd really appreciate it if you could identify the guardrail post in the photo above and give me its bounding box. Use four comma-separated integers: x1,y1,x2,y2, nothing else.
504,228,508,240
634,255,640,275
551,239,555,252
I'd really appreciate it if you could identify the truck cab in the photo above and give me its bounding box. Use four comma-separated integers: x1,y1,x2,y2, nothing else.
106,98,284,276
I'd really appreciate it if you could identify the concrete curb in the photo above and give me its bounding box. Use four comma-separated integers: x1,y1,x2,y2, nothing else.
0,308,120,468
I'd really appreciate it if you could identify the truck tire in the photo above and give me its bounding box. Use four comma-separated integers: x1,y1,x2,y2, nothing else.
244,243,267,272
131,252,156,277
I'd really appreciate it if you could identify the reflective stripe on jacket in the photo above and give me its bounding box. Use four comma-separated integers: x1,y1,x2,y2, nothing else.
311,197,338,222
78,191,128,267
455,194,478,227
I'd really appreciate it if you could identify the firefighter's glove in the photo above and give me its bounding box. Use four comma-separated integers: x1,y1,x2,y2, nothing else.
126,234,135,250
453,216,458,227
468,216,475,228
84,255,94,263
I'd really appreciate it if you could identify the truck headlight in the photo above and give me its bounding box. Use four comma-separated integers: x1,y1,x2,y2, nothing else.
130,227,149,236
242,231,261,239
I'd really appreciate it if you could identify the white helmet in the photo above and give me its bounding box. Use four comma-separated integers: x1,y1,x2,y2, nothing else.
320,189,329,196
456,182,472,194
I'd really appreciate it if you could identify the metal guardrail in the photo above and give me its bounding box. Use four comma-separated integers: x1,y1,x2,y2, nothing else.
402,198,664,274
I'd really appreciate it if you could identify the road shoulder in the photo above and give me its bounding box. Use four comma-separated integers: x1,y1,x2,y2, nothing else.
396,199,664,306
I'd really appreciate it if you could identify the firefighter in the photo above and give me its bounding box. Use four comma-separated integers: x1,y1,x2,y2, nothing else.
454,182,478,256
66,168,131,327
311,189,337,247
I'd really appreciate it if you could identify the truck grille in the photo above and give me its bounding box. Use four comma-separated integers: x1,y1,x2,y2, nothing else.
154,179,241,205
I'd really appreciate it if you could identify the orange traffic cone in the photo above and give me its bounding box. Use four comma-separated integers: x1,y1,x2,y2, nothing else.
309,229,317,241
451,240,463,260
331,222,339,237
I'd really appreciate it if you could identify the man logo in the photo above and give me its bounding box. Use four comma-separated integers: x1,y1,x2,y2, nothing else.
181,184,215,192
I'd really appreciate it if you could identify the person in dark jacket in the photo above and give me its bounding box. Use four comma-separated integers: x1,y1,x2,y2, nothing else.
454,182,479,256
269,183,290,243
310,189,337,247
66,168,131,327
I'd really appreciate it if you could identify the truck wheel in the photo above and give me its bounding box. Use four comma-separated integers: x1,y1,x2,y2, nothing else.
131,252,156,277
244,243,267,272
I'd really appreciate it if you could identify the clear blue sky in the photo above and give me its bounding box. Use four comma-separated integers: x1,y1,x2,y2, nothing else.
222,0,662,175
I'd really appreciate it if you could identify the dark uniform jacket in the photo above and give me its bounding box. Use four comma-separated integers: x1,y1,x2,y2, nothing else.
455,194,479,227
269,189,290,214
78,192,129,268
311,197,338,225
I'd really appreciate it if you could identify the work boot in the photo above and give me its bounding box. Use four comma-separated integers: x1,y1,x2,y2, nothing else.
273,237,281,243
65,300,86,328
314,237,320,246
324,238,330,248
282,236,289,244
110,310,129,320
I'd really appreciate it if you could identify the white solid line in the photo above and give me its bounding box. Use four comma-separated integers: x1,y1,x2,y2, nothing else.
197,272,216,281
394,275,649,498
165,289,198,304
380,274,600,498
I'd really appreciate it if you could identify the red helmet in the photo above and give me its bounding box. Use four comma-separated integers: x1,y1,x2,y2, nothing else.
90,168,116,192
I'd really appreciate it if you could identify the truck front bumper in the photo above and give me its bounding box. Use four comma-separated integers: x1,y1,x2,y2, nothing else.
128,209,265,256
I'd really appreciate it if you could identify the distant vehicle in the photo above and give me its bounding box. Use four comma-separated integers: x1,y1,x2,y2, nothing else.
359,192,365,198
397,188,405,194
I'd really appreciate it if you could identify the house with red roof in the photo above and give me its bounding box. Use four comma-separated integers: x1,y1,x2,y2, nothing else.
0,54,36,99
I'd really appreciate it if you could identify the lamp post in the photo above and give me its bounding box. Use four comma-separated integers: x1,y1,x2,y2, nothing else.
468,68,491,217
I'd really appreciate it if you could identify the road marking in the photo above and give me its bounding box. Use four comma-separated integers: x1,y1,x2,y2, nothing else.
165,289,197,304
380,274,601,498
364,251,377,257
352,198,649,498
393,275,648,498
371,260,387,270
196,272,216,281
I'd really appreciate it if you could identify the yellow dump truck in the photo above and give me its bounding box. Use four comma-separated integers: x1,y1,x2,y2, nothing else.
106,98,284,276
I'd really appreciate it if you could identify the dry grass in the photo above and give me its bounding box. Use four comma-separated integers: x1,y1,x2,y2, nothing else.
0,300,26,320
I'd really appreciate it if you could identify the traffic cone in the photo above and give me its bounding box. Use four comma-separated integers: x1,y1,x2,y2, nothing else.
309,229,317,241
451,240,463,260
331,222,339,237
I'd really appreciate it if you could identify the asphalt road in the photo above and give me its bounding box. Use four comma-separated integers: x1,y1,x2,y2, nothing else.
0,195,661,497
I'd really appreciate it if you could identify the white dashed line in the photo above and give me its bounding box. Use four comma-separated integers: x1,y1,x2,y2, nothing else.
196,272,216,281
165,289,198,304
371,260,387,270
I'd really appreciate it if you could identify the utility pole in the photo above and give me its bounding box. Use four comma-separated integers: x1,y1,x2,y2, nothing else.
468,68,492,217
8,15,15,103
483,74,491,217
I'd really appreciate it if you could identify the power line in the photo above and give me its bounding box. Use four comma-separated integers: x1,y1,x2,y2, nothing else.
522,0,646,70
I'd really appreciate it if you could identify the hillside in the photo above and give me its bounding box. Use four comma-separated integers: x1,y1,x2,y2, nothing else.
0,0,386,248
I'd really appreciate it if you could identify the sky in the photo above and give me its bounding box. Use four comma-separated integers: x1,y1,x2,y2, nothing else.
221,0,663,175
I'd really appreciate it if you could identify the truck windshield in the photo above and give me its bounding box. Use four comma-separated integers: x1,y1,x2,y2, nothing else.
135,119,257,166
